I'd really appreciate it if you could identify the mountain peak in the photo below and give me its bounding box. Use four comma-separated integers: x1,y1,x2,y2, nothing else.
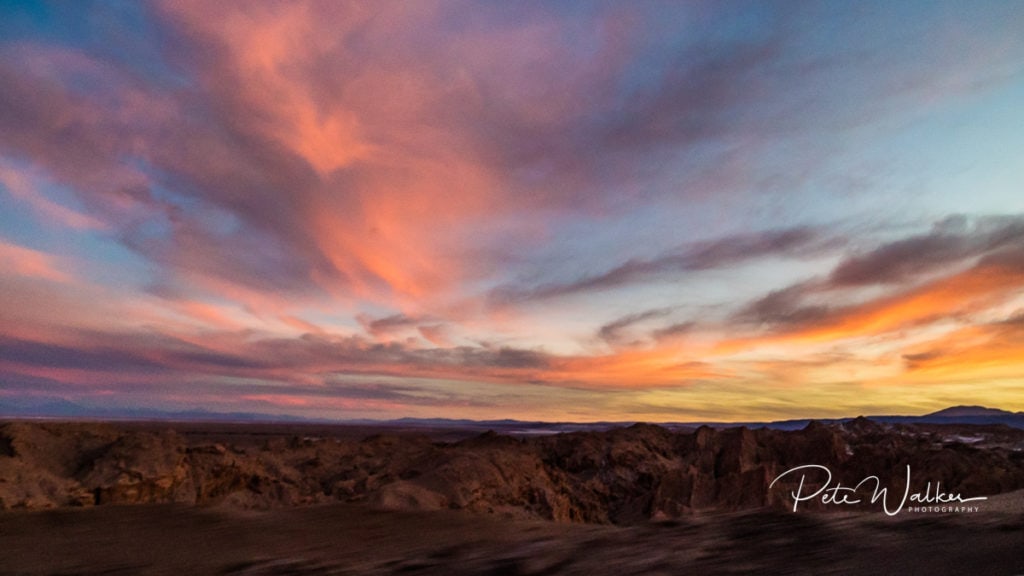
925,405,1014,418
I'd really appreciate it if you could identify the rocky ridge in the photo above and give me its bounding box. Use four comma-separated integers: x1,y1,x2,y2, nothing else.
2,419,1023,523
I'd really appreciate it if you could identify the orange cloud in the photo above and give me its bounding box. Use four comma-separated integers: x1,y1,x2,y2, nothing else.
157,0,512,305
545,348,727,387
899,318,1024,382
172,300,246,331
162,1,375,174
720,258,1024,353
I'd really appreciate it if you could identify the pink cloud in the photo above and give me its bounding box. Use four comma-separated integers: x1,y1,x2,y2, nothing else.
0,241,73,283
0,163,106,231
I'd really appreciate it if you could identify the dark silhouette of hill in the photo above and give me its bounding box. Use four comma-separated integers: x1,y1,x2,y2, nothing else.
926,405,1016,417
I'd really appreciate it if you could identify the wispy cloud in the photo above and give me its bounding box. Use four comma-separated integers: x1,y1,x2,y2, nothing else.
597,308,674,346
726,219,1024,351
2,2,1024,419
0,241,74,283
829,215,1024,286
491,227,830,305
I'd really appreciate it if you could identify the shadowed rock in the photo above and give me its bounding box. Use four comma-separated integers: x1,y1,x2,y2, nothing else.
2,420,1023,523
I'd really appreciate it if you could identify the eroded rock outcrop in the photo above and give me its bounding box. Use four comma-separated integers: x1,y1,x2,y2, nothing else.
2,420,1023,523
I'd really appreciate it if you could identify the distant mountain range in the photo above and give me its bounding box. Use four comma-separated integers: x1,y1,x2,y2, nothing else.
724,405,1024,431
0,398,310,424
1,398,1022,430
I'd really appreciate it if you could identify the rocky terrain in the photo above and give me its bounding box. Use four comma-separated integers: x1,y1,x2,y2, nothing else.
2,419,1024,522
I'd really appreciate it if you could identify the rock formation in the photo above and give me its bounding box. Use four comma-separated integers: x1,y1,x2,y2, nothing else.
2,419,1022,523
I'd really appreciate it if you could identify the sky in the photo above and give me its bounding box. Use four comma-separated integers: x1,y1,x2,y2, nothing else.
1,1,1023,422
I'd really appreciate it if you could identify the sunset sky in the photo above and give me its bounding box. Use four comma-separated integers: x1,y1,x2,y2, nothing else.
2,1,1023,422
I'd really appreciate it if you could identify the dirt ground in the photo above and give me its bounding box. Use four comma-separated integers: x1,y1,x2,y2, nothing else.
1,500,1022,576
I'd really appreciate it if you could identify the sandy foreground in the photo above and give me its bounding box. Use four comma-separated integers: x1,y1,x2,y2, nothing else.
1,496,1022,576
